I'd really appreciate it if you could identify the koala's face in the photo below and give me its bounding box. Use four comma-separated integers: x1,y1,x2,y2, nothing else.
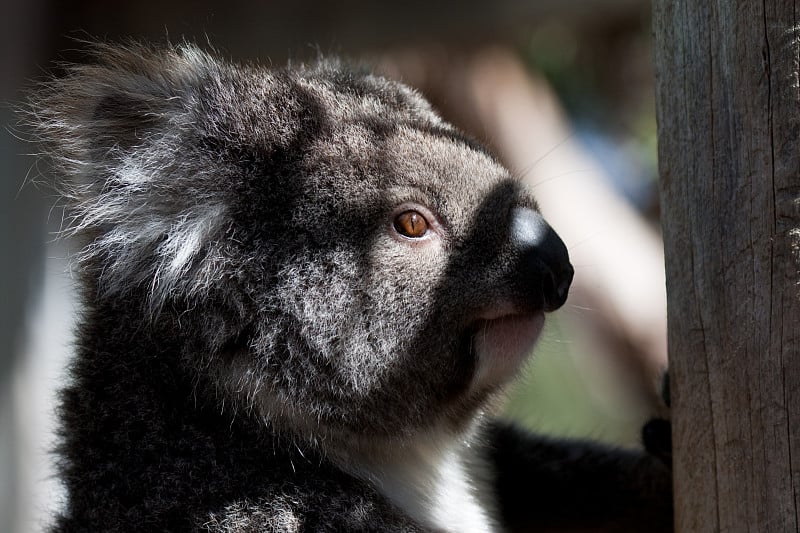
35,44,572,445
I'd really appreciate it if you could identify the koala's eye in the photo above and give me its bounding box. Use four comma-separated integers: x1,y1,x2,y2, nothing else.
393,210,429,238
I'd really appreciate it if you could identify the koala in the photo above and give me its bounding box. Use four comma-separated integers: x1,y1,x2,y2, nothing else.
28,42,672,532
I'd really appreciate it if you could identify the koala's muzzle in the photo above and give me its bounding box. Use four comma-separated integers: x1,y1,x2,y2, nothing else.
510,207,573,311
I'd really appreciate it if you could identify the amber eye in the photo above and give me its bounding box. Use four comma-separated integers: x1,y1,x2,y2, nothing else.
393,210,429,238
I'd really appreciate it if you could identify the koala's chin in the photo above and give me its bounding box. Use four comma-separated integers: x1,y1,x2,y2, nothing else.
29,42,671,533
471,311,546,389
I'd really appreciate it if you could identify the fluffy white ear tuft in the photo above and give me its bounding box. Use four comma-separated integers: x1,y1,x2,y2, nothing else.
28,43,231,314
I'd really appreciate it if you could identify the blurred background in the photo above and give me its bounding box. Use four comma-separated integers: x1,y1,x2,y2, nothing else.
1,1,667,531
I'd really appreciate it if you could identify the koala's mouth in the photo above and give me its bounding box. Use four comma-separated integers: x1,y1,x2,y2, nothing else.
467,311,545,389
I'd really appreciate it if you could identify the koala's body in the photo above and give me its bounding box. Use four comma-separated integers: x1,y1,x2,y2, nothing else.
30,43,671,532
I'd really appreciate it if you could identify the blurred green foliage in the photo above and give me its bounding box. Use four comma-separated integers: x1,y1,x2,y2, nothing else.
504,318,642,447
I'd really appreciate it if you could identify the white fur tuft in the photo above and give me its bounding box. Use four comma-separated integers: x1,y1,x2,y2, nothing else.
344,428,499,533
27,44,235,315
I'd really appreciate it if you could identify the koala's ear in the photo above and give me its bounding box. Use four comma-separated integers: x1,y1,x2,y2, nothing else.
75,76,173,154
27,44,232,312
29,42,213,174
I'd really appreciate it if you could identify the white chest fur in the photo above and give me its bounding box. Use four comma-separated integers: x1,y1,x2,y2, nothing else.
347,435,499,533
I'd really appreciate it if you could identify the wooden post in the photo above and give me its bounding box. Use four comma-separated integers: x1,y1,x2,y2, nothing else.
654,2,800,531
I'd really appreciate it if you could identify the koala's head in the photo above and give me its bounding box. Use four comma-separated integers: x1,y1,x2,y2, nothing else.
31,43,572,446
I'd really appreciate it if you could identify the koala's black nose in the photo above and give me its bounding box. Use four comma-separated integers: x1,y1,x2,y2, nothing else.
510,207,574,311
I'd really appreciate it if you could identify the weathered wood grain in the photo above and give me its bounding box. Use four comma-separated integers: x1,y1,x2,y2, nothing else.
654,1,800,531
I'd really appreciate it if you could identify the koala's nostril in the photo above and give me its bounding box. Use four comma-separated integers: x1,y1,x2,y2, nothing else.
510,207,573,312
550,264,574,310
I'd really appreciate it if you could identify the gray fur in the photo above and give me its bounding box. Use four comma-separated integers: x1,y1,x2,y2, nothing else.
27,42,672,532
